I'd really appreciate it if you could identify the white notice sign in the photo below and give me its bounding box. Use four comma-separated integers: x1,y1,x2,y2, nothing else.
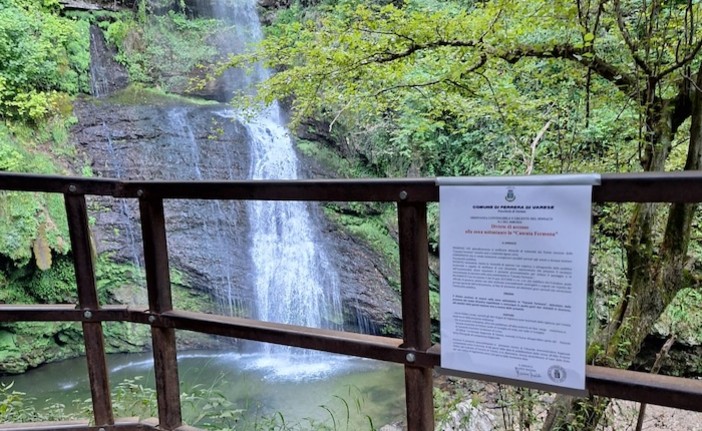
439,181,593,392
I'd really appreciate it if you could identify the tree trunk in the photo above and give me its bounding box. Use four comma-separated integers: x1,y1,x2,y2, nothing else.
543,64,702,431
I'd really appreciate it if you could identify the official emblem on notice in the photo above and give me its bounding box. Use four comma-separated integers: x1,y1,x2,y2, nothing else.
505,188,516,202
547,365,567,383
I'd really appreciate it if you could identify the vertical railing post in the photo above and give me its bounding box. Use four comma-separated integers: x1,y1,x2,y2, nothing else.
397,199,434,431
64,192,114,426
139,196,182,430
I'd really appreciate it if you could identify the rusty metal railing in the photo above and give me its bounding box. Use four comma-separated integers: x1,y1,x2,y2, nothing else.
0,171,701,431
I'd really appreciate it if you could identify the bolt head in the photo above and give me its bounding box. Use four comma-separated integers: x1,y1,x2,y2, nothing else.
137,189,144,197
399,190,408,200
83,310,92,319
406,352,416,363
148,315,156,323
68,184,77,193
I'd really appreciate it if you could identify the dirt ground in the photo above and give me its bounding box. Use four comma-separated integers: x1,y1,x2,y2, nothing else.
435,375,702,430
604,401,702,431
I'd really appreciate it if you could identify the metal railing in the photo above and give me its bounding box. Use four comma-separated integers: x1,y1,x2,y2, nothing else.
0,171,701,431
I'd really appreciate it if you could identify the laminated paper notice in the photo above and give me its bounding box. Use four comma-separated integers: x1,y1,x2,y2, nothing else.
439,184,592,392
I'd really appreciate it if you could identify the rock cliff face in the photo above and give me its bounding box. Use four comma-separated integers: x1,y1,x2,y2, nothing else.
89,25,129,98
71,95,253,307
70,91,402,335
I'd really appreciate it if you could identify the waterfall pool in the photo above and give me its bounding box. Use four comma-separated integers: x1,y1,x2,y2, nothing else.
0,350,405,429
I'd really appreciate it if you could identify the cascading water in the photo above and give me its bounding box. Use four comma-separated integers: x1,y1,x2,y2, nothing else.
247,114,344,335
102,123,142,270
88,25,128,98
205,0,346,369
162,108,245,316
182,111,347,378
89,26,109,97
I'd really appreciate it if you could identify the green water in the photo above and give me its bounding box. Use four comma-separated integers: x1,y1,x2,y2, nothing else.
0,349,405,429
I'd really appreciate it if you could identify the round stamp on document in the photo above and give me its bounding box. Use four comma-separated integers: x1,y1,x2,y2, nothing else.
547,365,567,383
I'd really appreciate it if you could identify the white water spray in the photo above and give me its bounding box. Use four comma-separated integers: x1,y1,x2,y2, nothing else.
207,0,345,365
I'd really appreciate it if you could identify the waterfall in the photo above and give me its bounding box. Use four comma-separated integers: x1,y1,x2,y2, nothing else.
246,114,344,336
163,108,245,316
103,123,142,271
212,0,344,341
88,25,128,98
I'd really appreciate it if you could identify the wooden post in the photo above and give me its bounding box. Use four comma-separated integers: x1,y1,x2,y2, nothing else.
139,197,182,430
64,193,114,426
397,199,434,431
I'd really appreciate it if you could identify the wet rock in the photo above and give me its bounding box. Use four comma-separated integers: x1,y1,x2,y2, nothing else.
72,94,254,309
89,26,129,98
70,91,402,336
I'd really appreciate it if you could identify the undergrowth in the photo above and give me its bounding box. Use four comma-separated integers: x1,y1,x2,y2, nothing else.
0,379,379,431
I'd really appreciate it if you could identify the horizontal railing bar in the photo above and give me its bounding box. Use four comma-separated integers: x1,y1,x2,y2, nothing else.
0,172,119,195
0,305,149,323
160,310,429,366
130,417,205,431
159,312,702,412
3,171,702,203
114,171,702,203
0,418,156,431
3,171,702,421
429,346,702,412
430,346,702,412
595,171,702,203
119,179,438,202
586,365,702,412
0,306,430,365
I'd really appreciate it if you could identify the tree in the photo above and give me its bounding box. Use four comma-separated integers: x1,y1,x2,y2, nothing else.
230,0,702,429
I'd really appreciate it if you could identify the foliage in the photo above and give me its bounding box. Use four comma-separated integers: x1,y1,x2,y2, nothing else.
324,203,399,279
230,0,651,178
0,115,79,267
296,138,374,178
1,254,76,304
0,189,69,266
0,0,90,122
109,377,157,419
433,385,469,426
0,381,71,424
3,377,378,431
655,288,702,346
105,11,220,92
0,320,84,374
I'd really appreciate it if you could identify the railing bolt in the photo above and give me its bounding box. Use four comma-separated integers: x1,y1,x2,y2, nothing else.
98,427,106,431
399,190,408,200
68,184,77,193
137,189,144,197
148,315,156,323
406,352,416,363
83,310,92,319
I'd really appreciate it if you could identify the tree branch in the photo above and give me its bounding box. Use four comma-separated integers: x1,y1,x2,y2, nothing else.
360,36,639,95
614,0,654,76
361,39,480,65
498,44,638,93
656,37,702,81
